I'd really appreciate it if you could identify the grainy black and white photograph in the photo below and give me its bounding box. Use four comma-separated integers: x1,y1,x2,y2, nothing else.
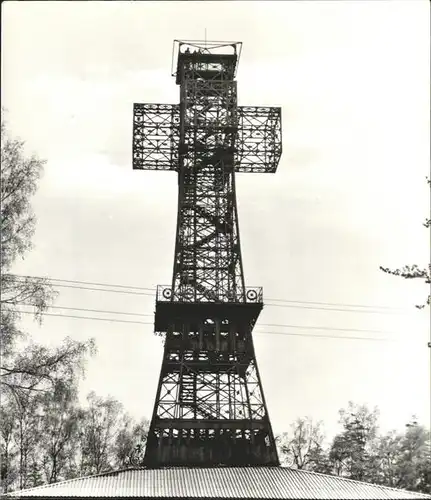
1,1,430,499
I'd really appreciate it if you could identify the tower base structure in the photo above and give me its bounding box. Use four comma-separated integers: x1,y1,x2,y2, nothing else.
145,289,278,467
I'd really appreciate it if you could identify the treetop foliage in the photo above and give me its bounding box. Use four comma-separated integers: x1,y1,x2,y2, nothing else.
1,119,44,271
276,402,430,494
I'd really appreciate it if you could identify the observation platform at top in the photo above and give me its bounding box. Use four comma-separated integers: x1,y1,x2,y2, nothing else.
172,39,242,84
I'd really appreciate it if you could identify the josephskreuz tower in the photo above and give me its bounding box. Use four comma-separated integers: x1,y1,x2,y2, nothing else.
133,40,282,467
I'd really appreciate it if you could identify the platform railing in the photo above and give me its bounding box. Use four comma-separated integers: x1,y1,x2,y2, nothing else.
156,285,263,304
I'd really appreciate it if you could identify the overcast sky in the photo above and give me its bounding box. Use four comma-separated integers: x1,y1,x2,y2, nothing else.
2,0,430,440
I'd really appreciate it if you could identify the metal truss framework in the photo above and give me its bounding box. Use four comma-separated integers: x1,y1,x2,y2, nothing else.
133,104,282,173
133,40,282,467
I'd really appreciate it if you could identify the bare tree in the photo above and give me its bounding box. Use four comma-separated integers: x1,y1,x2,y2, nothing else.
278,417,327,471
77,392,123,475
39,383,81,484
10,391,44,490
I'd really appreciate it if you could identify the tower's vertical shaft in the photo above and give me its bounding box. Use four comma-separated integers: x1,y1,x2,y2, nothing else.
133,40,282,468
172,50,244,303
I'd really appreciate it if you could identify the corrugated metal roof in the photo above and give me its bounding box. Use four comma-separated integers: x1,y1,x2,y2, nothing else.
7,467,431,499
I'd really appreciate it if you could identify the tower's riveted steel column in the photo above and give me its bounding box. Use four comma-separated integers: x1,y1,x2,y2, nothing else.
133,40,282,467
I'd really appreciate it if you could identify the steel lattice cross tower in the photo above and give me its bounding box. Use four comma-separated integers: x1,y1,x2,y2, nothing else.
133,40,282,467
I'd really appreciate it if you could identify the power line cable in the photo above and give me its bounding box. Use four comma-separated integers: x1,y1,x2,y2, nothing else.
255,322,393,335
264,297,400,311
9,273,405,312
10,274,156,292
22,304,154,318
20,303,395,335
46,283,154,296
263,302,405,315
17,309,153,326
39,286,404,314
16,309,393,342
40,285,405,315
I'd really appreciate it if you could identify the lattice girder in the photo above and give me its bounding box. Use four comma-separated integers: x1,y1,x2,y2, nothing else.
236,106,282,173
133,103,180,170
133,105,281,173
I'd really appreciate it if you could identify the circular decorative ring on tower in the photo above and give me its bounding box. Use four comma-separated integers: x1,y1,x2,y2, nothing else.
246,289,257,302
162,288,172,299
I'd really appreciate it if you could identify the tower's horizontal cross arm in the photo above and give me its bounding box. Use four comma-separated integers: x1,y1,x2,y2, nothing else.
133,103,180,171
133,103,282,173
